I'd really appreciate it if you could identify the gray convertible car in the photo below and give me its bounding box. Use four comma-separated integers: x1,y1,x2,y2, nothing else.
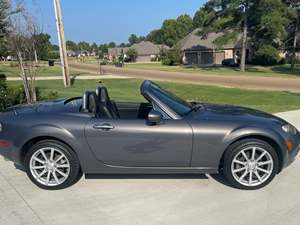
0,80,299,190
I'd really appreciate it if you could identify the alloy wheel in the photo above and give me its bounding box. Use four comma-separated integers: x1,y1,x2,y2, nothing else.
29,147,71,186
231,146,274,187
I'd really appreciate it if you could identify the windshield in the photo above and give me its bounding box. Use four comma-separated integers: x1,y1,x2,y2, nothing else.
150,83,191,116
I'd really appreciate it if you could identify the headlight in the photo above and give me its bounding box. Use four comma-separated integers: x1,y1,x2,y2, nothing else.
282,124,298,135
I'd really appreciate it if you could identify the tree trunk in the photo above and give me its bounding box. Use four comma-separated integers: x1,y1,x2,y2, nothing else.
31,83,37,102
17,51,31,103
240,13,248,72
34,49,38,64
291,16,299,72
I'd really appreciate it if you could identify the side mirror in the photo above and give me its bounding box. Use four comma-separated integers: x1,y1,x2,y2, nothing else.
147,110,162,125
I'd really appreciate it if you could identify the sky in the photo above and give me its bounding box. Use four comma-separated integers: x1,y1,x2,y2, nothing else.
25,0,205,44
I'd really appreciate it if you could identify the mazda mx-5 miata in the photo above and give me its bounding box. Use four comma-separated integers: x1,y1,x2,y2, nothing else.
0,80,299,190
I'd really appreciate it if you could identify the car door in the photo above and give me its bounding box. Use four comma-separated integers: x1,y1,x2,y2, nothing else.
85,118,193,167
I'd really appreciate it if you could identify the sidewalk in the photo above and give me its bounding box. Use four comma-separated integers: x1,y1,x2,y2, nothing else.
6,74,131,81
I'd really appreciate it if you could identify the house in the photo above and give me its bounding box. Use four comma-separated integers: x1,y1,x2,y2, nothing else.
290,33,300,62
179,29,251,66
108,41,169,62
108,47,129,61
67,50,76,57
130,41,169,62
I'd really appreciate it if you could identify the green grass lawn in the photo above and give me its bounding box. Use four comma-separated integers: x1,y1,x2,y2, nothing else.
8,78,300,113
0,62,90,77
124,62,300,78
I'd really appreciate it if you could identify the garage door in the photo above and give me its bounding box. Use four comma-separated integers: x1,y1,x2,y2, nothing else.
201,52,214,64
185,53,198,65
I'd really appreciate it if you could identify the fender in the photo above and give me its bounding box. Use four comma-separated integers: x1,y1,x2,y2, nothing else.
16,124,98,172
221,125,288,167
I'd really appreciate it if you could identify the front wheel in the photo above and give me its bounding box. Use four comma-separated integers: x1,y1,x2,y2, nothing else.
24,140,82,190
223,139,279,190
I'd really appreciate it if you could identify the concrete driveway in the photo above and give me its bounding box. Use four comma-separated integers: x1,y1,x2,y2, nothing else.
1,110,300,225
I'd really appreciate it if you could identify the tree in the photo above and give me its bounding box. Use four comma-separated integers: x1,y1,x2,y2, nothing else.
284,0,300,71
161,46,182,66
128,34,145,45
176,14,194,39
33,33,52,60
99,43,108,53
126,48,138,62
8,4,40,103
66,40,77,51
0,37,9,56
253,45,281,65
193,3,216,28
51,44,59,51
98,43,108,59
198,0,289,72
0,74,9,111
147,14,194,47
90,42,98,54
0,0,10,39
198,0,252,72
0,0,10,57
118,43,127,47
78,41,90,51
108,42,116,48
128,34,139,45
251,0,290,48
147,29,164,44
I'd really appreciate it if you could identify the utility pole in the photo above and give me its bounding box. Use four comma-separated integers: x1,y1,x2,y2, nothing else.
53,0,70,87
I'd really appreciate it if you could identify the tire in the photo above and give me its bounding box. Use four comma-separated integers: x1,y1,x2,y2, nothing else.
223,139,279,190
24,140,82,190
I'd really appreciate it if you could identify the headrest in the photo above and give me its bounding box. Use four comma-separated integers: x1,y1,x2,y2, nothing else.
82,91,90,112
82,91,99,114
95,86,103,97
100,87,110,103
88,92,98,114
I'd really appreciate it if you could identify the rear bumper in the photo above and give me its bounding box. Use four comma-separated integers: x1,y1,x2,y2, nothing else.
0,141,22,165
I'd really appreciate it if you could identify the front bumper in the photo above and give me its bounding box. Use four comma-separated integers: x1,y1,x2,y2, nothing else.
283,132,300,169
285,140,300,167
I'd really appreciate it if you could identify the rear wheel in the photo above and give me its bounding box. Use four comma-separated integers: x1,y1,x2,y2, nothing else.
24,140,82,190
223,139,279,190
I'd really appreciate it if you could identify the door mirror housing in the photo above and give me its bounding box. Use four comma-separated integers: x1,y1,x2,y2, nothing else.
147,110,162,125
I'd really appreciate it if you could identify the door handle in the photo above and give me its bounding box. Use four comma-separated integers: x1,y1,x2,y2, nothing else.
93,123,115,130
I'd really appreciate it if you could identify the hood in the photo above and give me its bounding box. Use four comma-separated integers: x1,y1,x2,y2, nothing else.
192,103,287,125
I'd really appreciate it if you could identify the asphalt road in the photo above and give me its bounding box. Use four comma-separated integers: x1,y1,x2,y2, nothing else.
69,62,300,93
1,110,300,225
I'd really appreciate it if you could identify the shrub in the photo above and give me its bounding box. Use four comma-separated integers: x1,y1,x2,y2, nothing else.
0,76,59,112
43,91,59,100
253,45,281,66
8,85,28,106
126,48,138,62
0,74,9,111
161,47,182,66
9,61,18,67
48,51,60,60
7,85,49,106
100,59,109,65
